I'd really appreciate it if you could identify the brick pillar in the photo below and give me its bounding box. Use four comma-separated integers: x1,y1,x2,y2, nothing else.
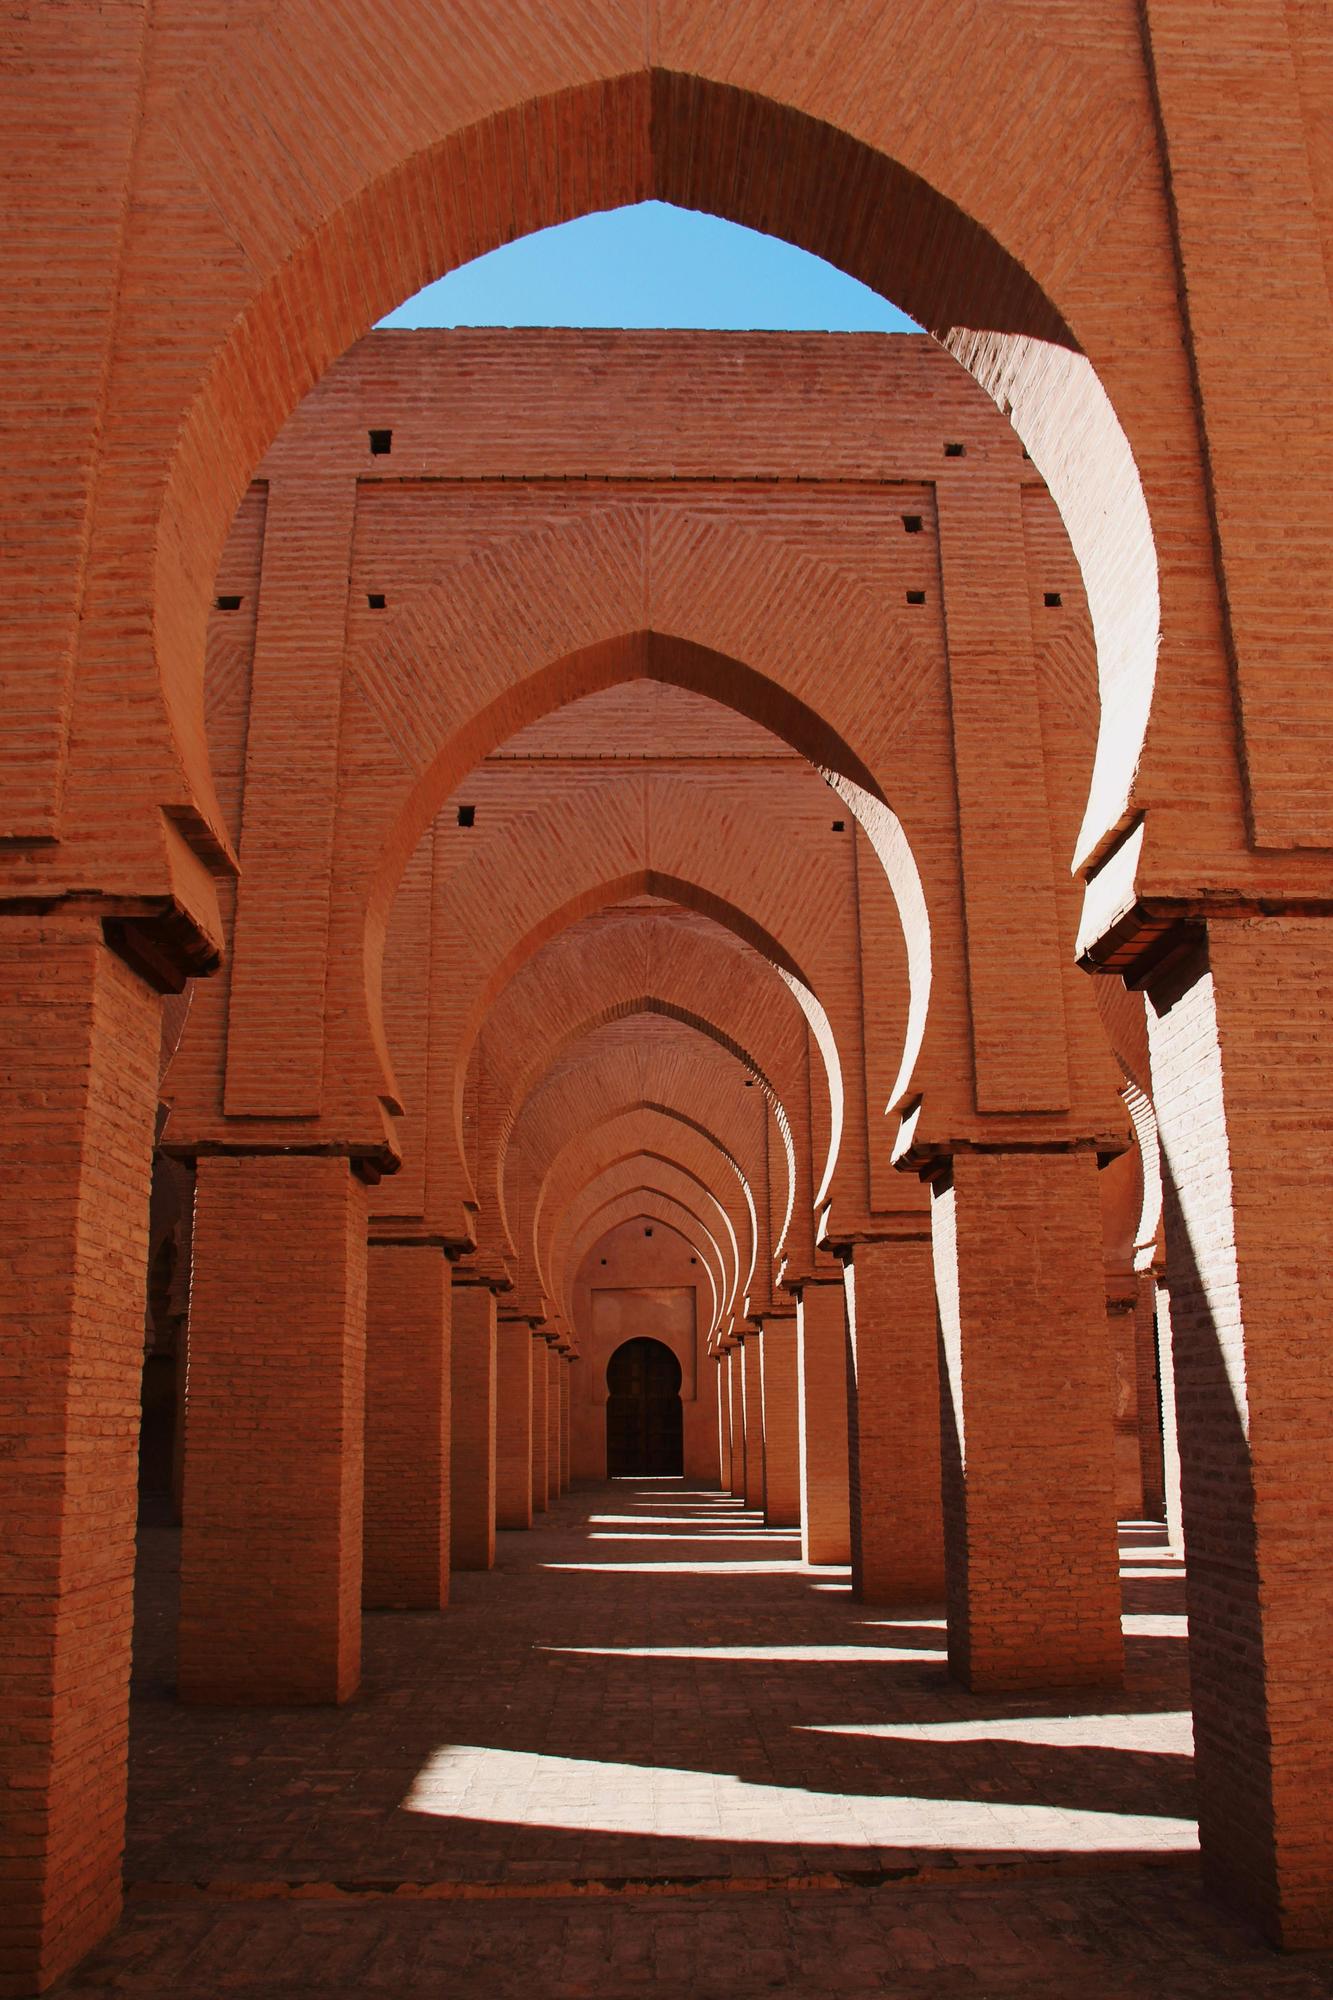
1108,1285,1145,1517
740,1337,765,1510
758,1316,800,1527
717,1355,732,1489
179,1155,368,1704
845,1235,945,1602
531,1336,550,1513
797,1278,852,1564
169,1167,195,1524
1134,1270,1167,1521
451,1281,497,1570
495,1318,533,1529
560,1362,572,1489
1156,1278,1184,1553
362,1243,449,1610
1145,921,1333,1948
932,1149,1122,1691
0,920,159,1996
726,1346,746,1498
546,1348,562,1499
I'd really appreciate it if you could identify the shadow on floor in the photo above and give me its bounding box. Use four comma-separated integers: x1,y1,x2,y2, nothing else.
50,1482,1330,1998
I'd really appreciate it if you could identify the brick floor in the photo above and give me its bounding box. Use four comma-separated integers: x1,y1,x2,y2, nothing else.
51,1484,1333,1996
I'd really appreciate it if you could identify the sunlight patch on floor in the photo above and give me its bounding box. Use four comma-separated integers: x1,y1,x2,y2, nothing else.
862,1618,948,1631
800,1712,1194,1753
405,1744,1198,1850
588,1531,797,1543
588,1514,763,1527
540,1642,948,1663
540,1560,816,1575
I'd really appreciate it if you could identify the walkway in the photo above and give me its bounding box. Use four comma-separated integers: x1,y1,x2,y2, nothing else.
55,1484,1333,1997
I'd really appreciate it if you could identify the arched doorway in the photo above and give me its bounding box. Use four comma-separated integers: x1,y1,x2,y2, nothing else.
606,1338,684,1477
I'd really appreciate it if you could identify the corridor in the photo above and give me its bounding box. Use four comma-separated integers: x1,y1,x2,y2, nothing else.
55,1486,1333,1997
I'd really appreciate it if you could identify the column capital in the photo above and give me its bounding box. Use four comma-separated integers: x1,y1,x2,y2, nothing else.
819,1211,933,1256
890,1099,1120,1184
161,1126,403,1178
450,1245,514,1290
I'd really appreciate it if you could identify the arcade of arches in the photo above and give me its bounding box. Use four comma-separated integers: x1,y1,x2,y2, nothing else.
4,7,1333,1996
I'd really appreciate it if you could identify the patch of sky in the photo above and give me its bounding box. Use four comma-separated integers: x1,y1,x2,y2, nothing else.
378,200,921,333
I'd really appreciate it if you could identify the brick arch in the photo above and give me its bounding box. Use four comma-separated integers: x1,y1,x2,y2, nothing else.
518,1086,759,1324
322,528,941,1159
554,1176,732,1345
371,759,861,1241
483,993,798,1293
543,1140,748,1337
529,1106,756,1325
432,861,840,1255
532,1103,755,1315
567,1192,730,1345
1090,981,1162,1268
459,909,810,1269
133,45,1165,918
480,919,805,1141
547,1151,743,1342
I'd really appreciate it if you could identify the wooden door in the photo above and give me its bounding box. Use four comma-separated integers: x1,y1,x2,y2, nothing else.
606,1338,684,1475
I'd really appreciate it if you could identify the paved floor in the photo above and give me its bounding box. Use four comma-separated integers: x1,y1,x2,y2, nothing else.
54,1483,1333,1997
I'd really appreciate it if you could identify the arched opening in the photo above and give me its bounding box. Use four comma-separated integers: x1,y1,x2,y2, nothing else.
605,1337,684,1478
488,991,799,1282
356,619,920,1172
150,69,1161,912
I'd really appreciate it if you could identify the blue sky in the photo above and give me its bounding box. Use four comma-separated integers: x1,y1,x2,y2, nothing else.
379,200,920,333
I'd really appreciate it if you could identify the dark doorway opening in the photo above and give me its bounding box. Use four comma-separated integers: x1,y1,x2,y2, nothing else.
606,1337,684,1476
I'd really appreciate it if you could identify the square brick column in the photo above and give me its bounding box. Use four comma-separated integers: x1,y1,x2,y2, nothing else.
530,1336,550,1513
1133,1271,1167,1521
560,1363,572,1488
451,1281,497,1571
740,1336,766,1511
495,1318,534,1530
758,1316,800,1527
1108,1288,1146,1517
1146,921,1333,1948
932,1149,1122,1691
0,920,159,1997
363,1242,450,1609
180,1154,369,1704
796,1278,852,1564
1156,1279,1185,1554
726,1346,746,1498
845,1235,945,1603
716,1356,733,1489
546,1348,562,1498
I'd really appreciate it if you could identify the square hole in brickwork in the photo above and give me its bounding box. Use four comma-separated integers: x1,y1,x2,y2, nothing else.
644,1227,653,1237
369,428,392,455
215,593,242,611
906,589,926,605
902,514,924,534
944,441,966,457
457,804,476,828
1044,591,1063,608
832,820,846,832
367,591,387,610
